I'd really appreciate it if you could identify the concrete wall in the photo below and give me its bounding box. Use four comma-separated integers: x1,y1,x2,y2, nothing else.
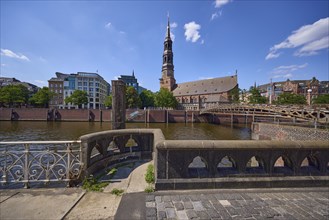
252,122,329,141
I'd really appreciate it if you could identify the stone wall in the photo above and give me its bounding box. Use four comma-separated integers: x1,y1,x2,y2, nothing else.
252,122,329,141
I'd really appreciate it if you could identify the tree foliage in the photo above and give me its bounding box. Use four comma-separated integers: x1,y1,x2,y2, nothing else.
0,84,30,107
65,90,88,107
229,86,240,103
126,86,141,108
155,88,178,108
274,92,306,105
248,87,267,104
139,90,155,108
312,94,329,104
104,95,112,108
29,87,54,108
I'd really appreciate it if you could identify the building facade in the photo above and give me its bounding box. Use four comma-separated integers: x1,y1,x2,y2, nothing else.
258,78,329,103
48,72,110,109
0,77,39,94
159,17,238,110
118,70,146,94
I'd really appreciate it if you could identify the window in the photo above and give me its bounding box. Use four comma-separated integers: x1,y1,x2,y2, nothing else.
83,82,87,86
78,82,82,86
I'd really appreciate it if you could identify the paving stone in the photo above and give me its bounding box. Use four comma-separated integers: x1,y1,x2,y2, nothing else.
164,201,174,208
190,194,201,201
155,196,162,203
157,211,167,220
219,200,231,206
201,200,213,209
186,209,198,219
146,208,157,217
157,202,165,212
146,201,156,208
183,201,194,209
174,202,184,210
180,195,191,202
163,195,171,202
176,210,189,220
196,211,210,219
171,195,181,202
192,201,206,211
146,195,155,202
166,208,177,219
215,208,232,219
225,206,240,217
207,208,220,218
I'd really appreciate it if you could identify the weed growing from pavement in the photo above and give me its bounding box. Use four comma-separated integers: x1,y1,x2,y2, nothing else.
111,188,124,196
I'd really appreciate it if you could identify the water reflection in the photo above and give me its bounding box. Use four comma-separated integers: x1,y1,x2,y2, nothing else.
0,121,251,141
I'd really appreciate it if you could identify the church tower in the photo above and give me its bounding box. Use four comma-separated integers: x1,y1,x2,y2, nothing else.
159,15,176,91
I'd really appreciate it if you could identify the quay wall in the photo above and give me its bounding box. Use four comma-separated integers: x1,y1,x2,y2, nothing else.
0,108,300,124
252,122,329,141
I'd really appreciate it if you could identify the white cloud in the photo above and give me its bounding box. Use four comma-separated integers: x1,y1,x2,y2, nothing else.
215,0,231,8
265,51,281,60
113,76,119,80
211,12,218,20
170,22,177,28
266,17,329,59
201,39,205,44
105,22,112,29
169,22,177,41
271,63,308,79
34,80,47,86
1,63,6,67
184,21,201,43
273,73,293,79
1,49,30,61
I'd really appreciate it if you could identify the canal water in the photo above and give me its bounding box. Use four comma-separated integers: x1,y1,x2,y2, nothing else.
0,121,251,141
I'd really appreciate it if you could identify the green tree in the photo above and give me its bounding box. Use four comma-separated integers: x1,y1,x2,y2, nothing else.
229,86,240,103
155,88,178,108
275,92,306,105
29,87,54,108
0,84,29,107
248,87,267,104
104,95,112,108
312,94,329,104
126,86,141,108
139,90,155,108
65,90,88,108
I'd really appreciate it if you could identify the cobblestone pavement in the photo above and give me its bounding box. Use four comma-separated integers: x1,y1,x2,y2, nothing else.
145,188,329,220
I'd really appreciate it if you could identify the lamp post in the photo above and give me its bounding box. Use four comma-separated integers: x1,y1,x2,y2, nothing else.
307,88,312,105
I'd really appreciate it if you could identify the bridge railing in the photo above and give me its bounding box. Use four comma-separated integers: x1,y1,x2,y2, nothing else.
0,141,82,188
155,140,329,190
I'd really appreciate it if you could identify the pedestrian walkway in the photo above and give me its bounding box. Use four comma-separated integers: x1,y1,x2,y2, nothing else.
1,160,328,220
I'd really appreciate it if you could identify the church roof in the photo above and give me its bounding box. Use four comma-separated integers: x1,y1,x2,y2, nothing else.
173,75,237,96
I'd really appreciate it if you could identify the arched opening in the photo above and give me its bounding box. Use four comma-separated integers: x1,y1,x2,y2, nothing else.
300,155,321,175
107,141,119,154
90,144,101,158
273,156,293,175
245,156,266,174
217,156,238,176
188,156,209,178
124,137,139,153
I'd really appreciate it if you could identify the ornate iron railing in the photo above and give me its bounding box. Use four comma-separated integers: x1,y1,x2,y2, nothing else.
0,141,82,188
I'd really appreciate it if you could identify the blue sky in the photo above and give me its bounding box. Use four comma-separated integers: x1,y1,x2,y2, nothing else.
1,0,328,92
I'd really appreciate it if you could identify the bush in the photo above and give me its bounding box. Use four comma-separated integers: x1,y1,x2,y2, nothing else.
82,176,109,192
145,185,155,193
145,164,155,184
111,188,124,196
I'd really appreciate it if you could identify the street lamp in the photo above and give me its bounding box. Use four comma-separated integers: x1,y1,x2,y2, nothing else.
307,88,312,105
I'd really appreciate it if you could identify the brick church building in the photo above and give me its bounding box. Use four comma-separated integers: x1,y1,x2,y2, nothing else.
159,17,238,110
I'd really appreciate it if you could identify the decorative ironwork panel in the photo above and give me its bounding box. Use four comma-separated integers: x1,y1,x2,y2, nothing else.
0,141,82,188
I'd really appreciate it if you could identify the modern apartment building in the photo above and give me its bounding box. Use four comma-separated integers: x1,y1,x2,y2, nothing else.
48,72,110,109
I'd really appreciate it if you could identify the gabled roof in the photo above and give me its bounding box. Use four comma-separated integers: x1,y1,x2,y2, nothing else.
173,75,237,96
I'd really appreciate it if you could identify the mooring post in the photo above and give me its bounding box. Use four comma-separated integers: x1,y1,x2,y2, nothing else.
111,80,126,129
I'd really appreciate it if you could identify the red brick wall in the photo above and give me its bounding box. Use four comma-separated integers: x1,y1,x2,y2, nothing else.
0,108,12,120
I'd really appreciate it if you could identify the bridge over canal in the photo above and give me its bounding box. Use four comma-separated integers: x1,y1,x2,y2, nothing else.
200,104,329,124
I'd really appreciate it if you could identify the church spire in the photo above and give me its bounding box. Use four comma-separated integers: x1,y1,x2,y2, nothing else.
160,14,176,91
166,12,171,40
